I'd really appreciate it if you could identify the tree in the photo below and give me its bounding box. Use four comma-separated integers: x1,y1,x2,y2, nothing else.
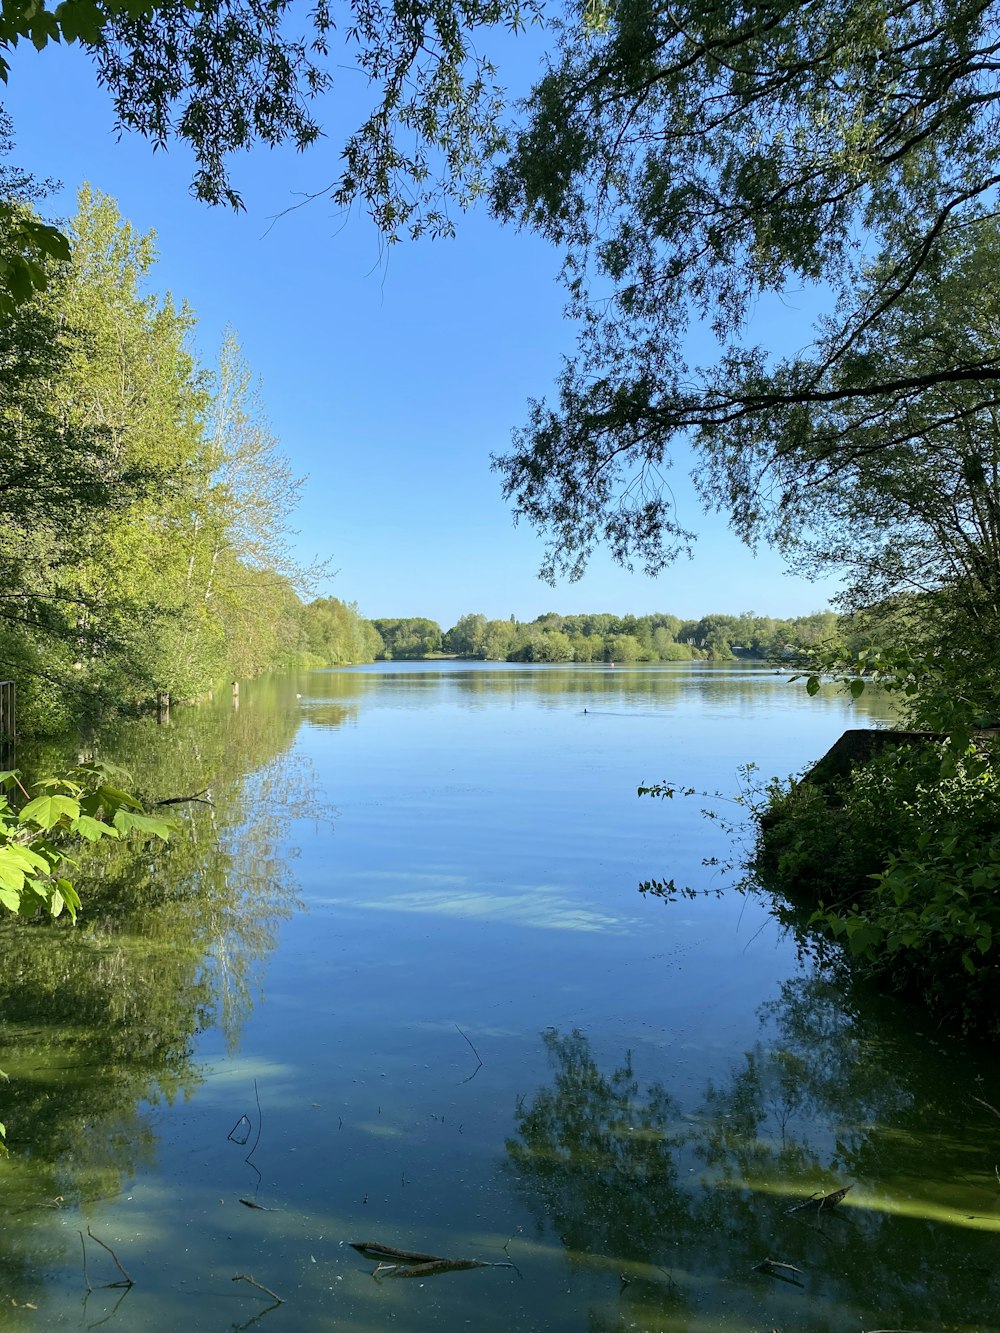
0,185,208,727
481,617,515,659
492,0,1000,581
444,612,488,656
303,596,383,664
0,108,69,315
372,617,443,657
770,220,1000,667
0,185,329,729
0,0,542,310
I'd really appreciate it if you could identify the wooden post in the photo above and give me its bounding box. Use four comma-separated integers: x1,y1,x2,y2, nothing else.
232,679,240,710
0,681,14,739
156,690,170,724
0,681,15,769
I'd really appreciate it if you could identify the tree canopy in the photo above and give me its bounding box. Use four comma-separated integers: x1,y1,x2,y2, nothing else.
775,220,1000,628
492,0,1000,581
0,0,539,269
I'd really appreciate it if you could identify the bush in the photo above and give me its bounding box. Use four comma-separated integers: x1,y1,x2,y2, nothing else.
756,741,1000,1036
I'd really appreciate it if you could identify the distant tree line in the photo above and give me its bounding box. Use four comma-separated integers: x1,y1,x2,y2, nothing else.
356,609,846,664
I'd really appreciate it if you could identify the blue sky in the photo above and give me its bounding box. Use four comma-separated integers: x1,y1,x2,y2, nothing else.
6,33,845,628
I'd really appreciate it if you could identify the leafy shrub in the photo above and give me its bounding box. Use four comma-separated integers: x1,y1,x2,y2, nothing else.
756,741,1000,1035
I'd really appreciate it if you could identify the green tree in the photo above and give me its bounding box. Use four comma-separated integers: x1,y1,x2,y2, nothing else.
492,0,1000,581
303,597,383,664
0,185,209,728
0,0,542,311
0,185,332,730
444,612,488,656
481,618,516,660
768,221,1000,682
372,617,443,657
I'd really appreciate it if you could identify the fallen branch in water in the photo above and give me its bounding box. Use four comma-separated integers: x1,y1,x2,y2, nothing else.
788,1184,851,1214
351,1241,443,1264
154,789,214,808
233,1273,284,1304
351,1240,513,1279
753,1258,805,1287
972,1094,1000,1119
79,1231,92,1293
379,1258,512,1278
455,1024,483,1083
85,1226,134,1287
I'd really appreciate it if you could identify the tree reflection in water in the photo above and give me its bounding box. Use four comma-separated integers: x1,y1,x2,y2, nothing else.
0,683,327,1307
508,977,1000,1331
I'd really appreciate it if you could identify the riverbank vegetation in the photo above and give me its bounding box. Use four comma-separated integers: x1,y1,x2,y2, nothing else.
0,176,387,737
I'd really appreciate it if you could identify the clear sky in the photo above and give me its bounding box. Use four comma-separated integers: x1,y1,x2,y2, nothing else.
5,33,845,629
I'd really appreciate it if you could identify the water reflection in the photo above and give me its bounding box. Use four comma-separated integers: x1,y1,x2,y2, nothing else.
0,686,317,1312
298,664,891,745
0,663,982,1331
508,978,1000,1331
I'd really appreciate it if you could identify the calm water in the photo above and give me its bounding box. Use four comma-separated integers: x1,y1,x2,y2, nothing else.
1,663,997,1331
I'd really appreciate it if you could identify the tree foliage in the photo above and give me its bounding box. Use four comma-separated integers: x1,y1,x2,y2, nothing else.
766,221,1000,672
492,0,1000,580
436,606,838,662
0,184,344,732
372,616,444,657
302,596,384,664
0,0,543,311
0,762,172,922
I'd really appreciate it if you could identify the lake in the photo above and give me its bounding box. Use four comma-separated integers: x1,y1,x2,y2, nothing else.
1,662,997,1331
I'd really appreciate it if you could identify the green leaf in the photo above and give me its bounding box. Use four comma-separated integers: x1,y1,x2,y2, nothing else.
3,845,53,874
18,793,80,829
70,814,119,842
806,675,821,696
0,884,22,911
97,785,143,813
32,775,82,794
57,878,81,919
0,856,25,893
112,810,174,840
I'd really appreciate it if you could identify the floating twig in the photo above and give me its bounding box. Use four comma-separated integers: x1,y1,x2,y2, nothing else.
351,1240,513,1279
351,1241,442,1264
80,1231,93,1293
154,789,214,808
245,1079,263,1167
384,1258,511,1278
754,1258,806,1287
788,1184,852,1214
228,1115,252,1145
239,1198,279,1211
86,1226,134,1287
233,1273,284,1304
455,1024,483,1083
85,1282,131,1330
